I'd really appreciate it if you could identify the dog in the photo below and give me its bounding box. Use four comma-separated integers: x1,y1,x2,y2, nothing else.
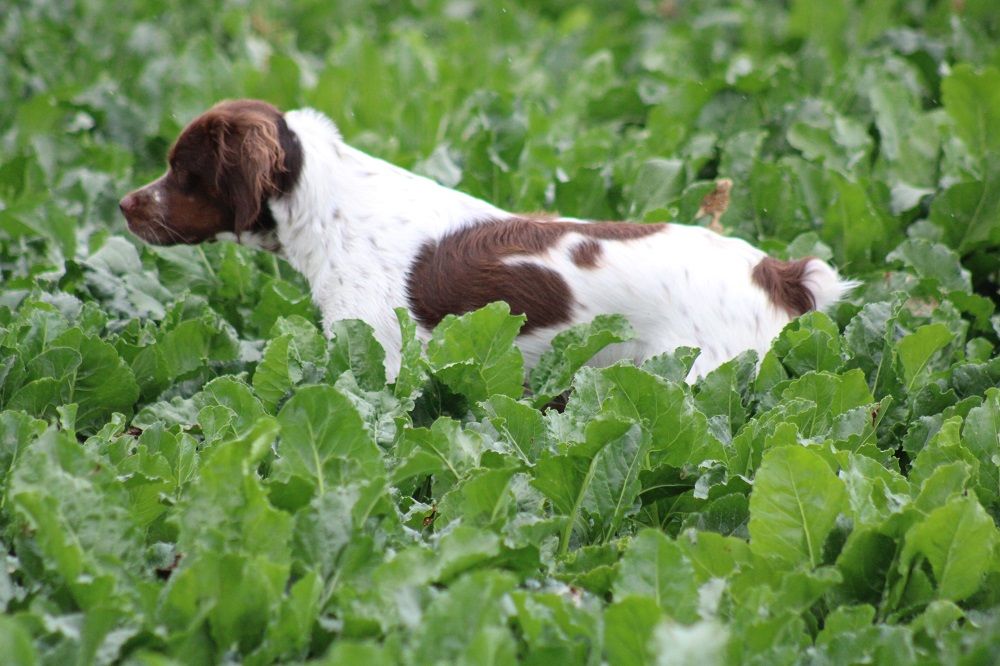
120,99,854,381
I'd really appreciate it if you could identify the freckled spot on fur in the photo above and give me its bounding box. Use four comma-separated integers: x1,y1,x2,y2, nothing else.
570,239,602,268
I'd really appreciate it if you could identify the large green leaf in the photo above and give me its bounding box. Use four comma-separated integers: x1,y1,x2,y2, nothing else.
554,365,725,468
0,617,38,666
612,529,699,622
8,428,147,611
942,65,1000,159
901,494,998,602
426,302,526,404
962,388,1000,506
929,176,1000,253
274,385,383,494
604,597,661,666
327,318,387,391
533,420,650,552
897,324,952,390
749,445,847,568
528,314,633,407
408,571,518,665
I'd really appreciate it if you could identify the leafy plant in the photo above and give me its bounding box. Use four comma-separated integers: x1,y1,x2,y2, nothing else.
2,0,1000,663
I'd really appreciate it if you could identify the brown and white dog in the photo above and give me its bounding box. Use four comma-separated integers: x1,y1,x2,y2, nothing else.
120,99,855,381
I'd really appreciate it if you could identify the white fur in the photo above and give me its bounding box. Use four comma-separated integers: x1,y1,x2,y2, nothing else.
269,108,854,382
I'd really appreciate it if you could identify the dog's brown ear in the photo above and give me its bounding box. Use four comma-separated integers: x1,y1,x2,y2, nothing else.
207,101,286,235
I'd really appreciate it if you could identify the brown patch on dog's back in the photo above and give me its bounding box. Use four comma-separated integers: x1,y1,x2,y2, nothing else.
406,217,666,332
406,219,573,333
577,221,667,240
571,239,602,268
751,257,815,316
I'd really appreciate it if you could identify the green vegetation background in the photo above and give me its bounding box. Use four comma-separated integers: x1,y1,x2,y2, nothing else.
3,0,1000,663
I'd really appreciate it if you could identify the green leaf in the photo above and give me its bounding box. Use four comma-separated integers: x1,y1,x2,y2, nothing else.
641,346,700,384
533,420,650,552
436,526,503,582
677,528,752,582
887,239,972,294
131,308,239,400
820,172,899,270
901,494,999,601
787,100,871,172
604,597,661,666
929,176,1000,254
789,0,849,63
0,411,45,495
249,277,316,335
253,335,294,410
867,68,940,193
172,417,289,557
253,315,328,410
844,300,904,399
328,318,387,391
555,365,725,468
275,385,383,495
508,588,602,663
961,387,1000,506
749,445,847,568
393,307,427,401
393,417,488,488
627,158,685,218
694,350,757,435
613,529,698,622
325,642,396,666
839,452,910,528
779,370,875,436
482,394,549,463
941,64,1000,159
426,302,526,404
409,571,517,665
196,376,266,441
770,311,844,377
0,616,38,666
897,324,951,390
528,314,634,407
437,466,517,528
53,329,139,431
8,428,146,610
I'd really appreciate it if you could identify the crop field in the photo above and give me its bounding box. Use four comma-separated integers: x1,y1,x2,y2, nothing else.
3,0,1000,663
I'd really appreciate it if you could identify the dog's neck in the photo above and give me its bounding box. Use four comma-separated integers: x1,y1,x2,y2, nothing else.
266,109,507,336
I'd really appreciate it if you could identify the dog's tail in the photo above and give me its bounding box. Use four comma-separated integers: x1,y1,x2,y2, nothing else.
752,256,858,317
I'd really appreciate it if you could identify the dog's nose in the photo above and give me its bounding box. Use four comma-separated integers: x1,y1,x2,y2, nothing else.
119,193,137,216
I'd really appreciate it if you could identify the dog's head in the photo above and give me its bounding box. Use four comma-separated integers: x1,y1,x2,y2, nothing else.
119,99,301,246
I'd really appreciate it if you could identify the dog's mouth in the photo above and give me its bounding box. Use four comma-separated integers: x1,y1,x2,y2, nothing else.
122,213,195,246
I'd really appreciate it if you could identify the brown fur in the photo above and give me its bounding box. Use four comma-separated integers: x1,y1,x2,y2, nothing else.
570,239,602,268
406,217,666,332
119,100,302,245
751,257,816,316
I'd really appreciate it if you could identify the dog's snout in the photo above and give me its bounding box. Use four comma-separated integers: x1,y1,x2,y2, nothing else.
119,192,138,216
